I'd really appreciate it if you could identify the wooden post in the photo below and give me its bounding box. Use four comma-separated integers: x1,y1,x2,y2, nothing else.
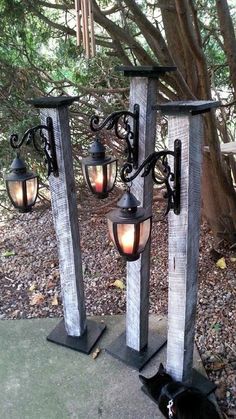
106,67,176,370
155,101,220,387
27,96,105,353
126,76,158,351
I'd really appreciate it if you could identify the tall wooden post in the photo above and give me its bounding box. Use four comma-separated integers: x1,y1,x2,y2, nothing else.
106,67,176,370
28,97,105,353
155,101,220,390
126,75,160,352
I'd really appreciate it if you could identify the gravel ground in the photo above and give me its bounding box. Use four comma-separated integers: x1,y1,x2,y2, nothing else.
0,197,235,418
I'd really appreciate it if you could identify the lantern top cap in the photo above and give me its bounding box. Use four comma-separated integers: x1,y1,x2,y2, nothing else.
117,190,140,210
5,155,37,182
10,155,27,173
89,137,106,155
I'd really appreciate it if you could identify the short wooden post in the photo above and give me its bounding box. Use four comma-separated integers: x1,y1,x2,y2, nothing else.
28,97,105,353
155,101,220,389
106,67,176,370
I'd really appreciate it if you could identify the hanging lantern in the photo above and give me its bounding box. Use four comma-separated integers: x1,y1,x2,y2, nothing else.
106,190,152,261
81,137,117,199
5,154,38,213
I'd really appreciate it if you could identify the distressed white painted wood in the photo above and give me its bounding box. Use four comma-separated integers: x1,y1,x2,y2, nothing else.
166,114,203,383
126,77,158,351
40,106,87,337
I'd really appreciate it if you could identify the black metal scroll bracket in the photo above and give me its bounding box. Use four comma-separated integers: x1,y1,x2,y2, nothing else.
121,139,181,215
90,104,139,169
9,116,58,177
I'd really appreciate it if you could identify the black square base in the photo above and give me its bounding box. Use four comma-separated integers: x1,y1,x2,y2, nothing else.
47,319,106,354
105,331,167,371
192,368,217,395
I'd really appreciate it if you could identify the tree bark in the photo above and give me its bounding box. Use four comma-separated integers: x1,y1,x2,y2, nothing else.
216,0,236,96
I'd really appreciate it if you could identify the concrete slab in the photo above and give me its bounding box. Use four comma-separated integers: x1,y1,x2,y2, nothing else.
0,315,215,419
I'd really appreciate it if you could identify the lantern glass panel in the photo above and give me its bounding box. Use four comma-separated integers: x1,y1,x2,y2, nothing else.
106,160,117,190
139,218,151,251
117,223,135,255
87,160,117,194
7,181,24,207
87,165,104,193
26,177,38,205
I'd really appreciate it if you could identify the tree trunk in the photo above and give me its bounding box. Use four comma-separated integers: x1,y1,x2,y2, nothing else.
215,0,236,96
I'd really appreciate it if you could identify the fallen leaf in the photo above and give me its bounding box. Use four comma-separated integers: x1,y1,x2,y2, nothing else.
29,282,37,292
11,309,20,318
92,347,100,359
211,362,225,371
230,257,236,262
216,257,226,269
51,295,59,306
112,279,125,290
2,250,15,257
30,293,45,306
211,322,222,332
46,279,56,289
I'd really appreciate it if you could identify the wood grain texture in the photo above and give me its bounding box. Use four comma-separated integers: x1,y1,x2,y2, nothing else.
166,114,203,383
126,77,158,351
40,106,87,337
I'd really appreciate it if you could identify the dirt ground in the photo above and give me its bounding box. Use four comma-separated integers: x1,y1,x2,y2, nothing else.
0,195,235,417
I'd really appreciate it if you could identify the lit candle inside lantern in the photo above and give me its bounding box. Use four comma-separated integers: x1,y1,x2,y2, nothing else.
8,181,24,207
120,229,134,254
94,171,104,193
15,188,24,206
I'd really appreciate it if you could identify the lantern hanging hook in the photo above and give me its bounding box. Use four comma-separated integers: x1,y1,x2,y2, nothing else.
9,117,58,178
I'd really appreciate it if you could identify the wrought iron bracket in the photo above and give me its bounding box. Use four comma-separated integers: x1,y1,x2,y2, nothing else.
9,117,58,177
90,104,139,169
121,139,181,215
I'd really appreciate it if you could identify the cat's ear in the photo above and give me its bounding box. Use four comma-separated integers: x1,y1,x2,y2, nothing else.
139,374,148,385
158,363,165,373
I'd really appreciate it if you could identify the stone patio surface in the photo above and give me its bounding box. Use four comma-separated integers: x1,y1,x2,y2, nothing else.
0,315,215,419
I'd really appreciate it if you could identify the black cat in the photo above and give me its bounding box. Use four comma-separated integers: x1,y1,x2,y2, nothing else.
139,363,221,419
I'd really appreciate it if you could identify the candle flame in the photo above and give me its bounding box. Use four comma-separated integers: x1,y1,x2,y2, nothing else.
120,229,134,254
95,172,104,193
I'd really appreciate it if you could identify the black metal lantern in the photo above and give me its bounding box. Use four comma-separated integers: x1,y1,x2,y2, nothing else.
82,137,117,199
107,190,152,261
6,115,58,212
5,154,39,213
85,104,181,262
